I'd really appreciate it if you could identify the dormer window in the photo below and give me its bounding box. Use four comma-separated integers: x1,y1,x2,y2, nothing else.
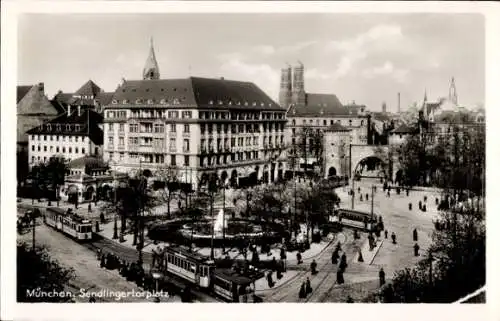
75,125,81,131
229,101,232,105
112,100,118,104
209,100,213,105
135,99,142,104
252,102,256,106
160,99,166,104
173,98,180,105
147,99,154,104
122,99,128,104
244,102,248,106
66,124,71,131
56,124,61,132
260,102,264,107
218,100,223,105
320,109,324,115
46,124,52,131
237,102,241,106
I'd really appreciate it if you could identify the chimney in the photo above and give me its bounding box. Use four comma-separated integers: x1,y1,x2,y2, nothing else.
398,92,401,113
220,77,225,81
38,82,44,93
382,102,387,114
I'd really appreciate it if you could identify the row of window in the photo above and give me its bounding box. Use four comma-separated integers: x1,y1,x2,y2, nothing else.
32,145,86,154
111,98,184,106
199,110,283,121
290,118,364,127
31,135,86,143
200,150,260,167
39,124,83,132
113,123,191,134
200,123,284,135
111,152,191,167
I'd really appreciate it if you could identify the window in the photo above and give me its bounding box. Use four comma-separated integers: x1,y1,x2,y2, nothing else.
108,123,114,131
170,124,176,133
183,139,190,152
38,146,41,152
50,146,53,153
119,124,124,132
82,148,85,154
184,124,190,133
119,137,124,147
62,147,66,153
108,136,114,146
31,145,35,151
184,155,189,166
69,147,72,153
169,138,176,152
154,124,164,133
44,146,47,152
129,124,139,132
50,135,53,141
75,147,79,153
171,155,176,166
44,135,47,141
120,152,124,160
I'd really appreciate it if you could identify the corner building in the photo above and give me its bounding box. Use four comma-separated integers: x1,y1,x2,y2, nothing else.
104,78,287,190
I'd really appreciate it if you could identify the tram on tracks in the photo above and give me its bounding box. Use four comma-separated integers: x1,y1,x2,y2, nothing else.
161,245,264,302
43,207,93,241
333,208,378,231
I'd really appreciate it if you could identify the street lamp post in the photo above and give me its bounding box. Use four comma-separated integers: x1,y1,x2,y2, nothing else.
370,185,375,228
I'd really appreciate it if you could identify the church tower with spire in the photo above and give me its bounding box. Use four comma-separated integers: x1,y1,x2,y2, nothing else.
143,38,160,80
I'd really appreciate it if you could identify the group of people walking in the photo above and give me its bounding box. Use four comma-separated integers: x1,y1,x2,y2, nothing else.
98,250,146,287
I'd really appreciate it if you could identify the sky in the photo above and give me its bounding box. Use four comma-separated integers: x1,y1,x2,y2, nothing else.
18,13,484,112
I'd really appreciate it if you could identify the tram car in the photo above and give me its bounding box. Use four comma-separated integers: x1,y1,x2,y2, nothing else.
161,245,264,302
44,208,93,241
336,208,378,231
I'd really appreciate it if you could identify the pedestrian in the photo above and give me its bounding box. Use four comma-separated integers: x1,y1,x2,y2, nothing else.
422,204,427,212
336,269,344,284
418,201,422,210
271,256,277,272
95,221,100,232
413,228,418,242
360,194,363,202
414,243,420,256
406,188,410,197
391,232,396,244
332,249,339,264
409,202,412,211
305,277,312,294
299,282,307,299
296,252,302,264
89,294,96,303
358,187,361,194
346,295,354,303
310,259,317,275
384,230,388,239
267,271,274,288
379,267,386,286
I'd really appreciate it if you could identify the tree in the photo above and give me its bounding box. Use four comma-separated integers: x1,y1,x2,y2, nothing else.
379,122,485,303
44,156,67,200
296,126,324,178
157,165,180,219
17,242,75,302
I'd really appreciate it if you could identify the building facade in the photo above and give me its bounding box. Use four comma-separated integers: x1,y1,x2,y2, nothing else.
322,124,351,179
26,108,104,166
103,41,287,190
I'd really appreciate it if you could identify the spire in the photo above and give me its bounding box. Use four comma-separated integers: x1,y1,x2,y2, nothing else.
449,77,458,105
143,37,160,80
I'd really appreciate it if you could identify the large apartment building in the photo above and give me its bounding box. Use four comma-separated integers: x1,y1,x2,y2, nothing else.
103,40,287,190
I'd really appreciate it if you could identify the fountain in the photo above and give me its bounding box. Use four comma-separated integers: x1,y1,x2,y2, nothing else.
213,209,228,237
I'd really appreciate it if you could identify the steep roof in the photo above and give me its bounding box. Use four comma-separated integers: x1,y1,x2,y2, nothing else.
68,156,108,169
370,112,392,122
75,80,102,97
392,123,416,134
433,110,475,124
53,91,73,104
96,92,114,106
17,85,32,103
324,123,350,132
107,77,283,111
49,100,67,114
26,109,104,145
